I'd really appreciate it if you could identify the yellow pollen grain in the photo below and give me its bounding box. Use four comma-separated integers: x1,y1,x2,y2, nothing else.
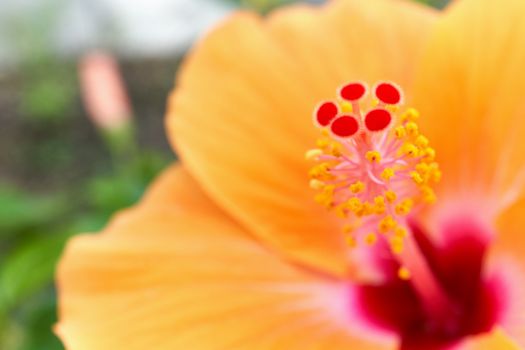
390,236,404,255
416,163,430,175
365,233,377,246
394,126,406,139
366,151,381,163
374,196,385,206
343,224,355,234
410,171,424,185
361,202,375,217
423,147,436,161
330,143,343,157
305,149,323,161
405,122,419,137
398,266,411,280
394,226,408,238
314,184,336,207
348,198,364,214
385,190,397,203
378,215,397,234
335,204,349,219
316,138,330,149
340,101,353,113
374,196,386,214
309,179,325,190
421,186,437,204
309,162,331,179
395,199,413,216
401,108,420,123
381,168,395,181
346,235,358,248
402,143,419,158
386,105,399,113
415,135,429,148
350,181,365,194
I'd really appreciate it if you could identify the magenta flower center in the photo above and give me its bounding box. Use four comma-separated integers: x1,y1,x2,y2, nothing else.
355,219,505,349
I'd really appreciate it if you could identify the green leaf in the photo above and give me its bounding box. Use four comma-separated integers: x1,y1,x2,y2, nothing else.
0,185,66,236
0,232,71,311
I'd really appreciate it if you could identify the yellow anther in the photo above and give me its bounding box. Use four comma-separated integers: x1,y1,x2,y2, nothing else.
361,202,375,217
378,215,397,234
398,266,411,280
381,168,395,181
395,199,413,216
415,162,430,176
346,235,358,248
423,147,436,162
385,190,397,203
305,149,323,161
366,151,381,163
314,184,336,207
316,138,330,149
365,233,378,246
349,181,365,194
429,162,439,171
402,143,419,158
421,186,437,204
394,226,408,238
329,143,343,157
394,126,406,139
410,171,424,186
415,135,429,148
374,196,385,207
374,206,386,215
374,196,386,214
309,179,325,190
405,122,419,137
401,108,420,123
386,105,399,113
343,224,355,234
390,236,404,255
309,162,330,179
340,101,353,113
323,184,335,194
347,197,364,214
335,204,349,219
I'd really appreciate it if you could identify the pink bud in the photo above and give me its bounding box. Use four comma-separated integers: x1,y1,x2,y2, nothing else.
79,51,132,130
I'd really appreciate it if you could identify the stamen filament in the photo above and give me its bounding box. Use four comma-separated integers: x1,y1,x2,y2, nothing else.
399,226,456,324
308,81,442,285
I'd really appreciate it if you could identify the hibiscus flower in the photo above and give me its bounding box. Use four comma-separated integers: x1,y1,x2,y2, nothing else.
56,0,525,349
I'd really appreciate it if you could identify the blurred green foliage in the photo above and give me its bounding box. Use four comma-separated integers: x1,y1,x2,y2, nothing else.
1,133,169,345
0,127,169,349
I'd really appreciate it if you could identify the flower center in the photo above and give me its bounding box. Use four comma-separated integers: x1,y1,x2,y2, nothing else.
307,82,507,348
307,81,441,279
355,219,504,350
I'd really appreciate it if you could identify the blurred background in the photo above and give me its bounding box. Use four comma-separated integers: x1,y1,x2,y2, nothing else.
0,0,448,349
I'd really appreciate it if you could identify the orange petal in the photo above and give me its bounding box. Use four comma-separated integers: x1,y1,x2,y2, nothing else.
491,197,525,348
56,165,392,350
463,329,520,350
413,3,525,345
167,0,437,276
413,0,525,213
